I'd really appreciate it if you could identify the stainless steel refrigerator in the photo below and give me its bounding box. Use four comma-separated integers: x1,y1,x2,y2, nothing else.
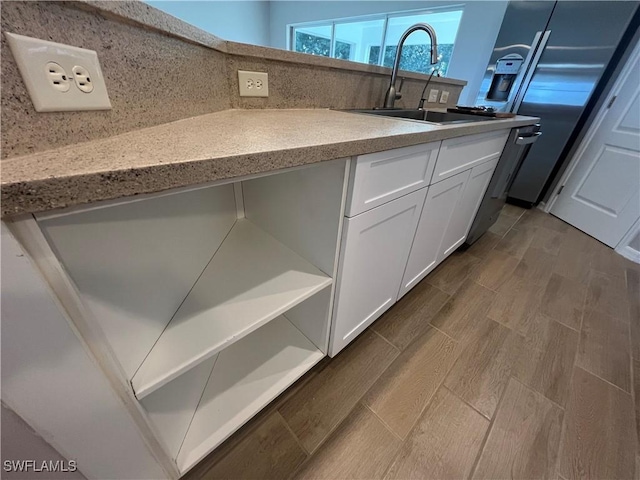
475,1,638,206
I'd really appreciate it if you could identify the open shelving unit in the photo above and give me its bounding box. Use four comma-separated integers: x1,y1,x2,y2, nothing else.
35,158,347,475
131,218,332,399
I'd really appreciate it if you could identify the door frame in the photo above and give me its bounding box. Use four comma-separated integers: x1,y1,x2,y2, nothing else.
544,37,640,214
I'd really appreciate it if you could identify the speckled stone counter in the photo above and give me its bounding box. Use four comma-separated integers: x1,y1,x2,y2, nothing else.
1,109,538,217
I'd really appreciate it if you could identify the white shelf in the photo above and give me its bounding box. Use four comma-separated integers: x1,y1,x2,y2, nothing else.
131,219,332,399
176,315,323,473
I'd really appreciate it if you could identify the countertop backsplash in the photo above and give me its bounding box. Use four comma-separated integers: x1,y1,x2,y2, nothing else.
1,1,465,160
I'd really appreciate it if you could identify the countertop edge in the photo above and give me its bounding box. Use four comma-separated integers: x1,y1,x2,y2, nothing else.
1,112,538,219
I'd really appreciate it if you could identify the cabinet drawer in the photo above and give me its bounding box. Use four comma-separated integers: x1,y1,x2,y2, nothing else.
431,129,508,184
346,142,439,217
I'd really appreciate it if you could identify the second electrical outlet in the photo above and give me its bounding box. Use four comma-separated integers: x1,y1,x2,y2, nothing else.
238,71,269,97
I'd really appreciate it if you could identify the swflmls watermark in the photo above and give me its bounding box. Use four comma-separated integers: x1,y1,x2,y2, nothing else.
3,459,78,473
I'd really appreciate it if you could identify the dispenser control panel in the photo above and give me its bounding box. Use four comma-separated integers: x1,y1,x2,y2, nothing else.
495,57,524,75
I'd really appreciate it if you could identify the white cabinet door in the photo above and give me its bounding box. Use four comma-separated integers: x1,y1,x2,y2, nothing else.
398,171,468,298
329,187,427,356
437,157,499,262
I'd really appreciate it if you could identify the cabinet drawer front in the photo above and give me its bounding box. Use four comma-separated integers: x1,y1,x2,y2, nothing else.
330,187,428,356
346,142,439,217
431,129,508,183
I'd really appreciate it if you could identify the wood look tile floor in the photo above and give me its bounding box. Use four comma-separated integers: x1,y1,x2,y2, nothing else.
186,207,640,480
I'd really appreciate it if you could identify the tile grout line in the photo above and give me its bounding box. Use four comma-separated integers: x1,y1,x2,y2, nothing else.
579,365,634,396
371,328,401,353
556,279,590,479
359,401,404,443
290,397,363,465
625,267,640,463
378,358,467,480
627,307,639,462
444,384,493,422
578,268,633,395
509,374,566,411
284,401,370,480
511,373,567,412
429,323,458,345
465,377,512,480
276,410,312,457
294,335,402,460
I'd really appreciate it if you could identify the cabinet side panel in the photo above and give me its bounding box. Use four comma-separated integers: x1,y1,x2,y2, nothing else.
1,224,170,480
36,185,237,379
242,159,346,276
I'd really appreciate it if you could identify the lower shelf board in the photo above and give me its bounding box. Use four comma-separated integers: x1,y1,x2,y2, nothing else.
176,314,324,474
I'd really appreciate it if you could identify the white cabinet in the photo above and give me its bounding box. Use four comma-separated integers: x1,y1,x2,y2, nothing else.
329,187,427,356
345,142,439,217
399,171,469,298
333,128,510,353
399,137,505,299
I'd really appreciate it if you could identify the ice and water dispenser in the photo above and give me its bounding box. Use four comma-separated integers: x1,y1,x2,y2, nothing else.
486,54,524,102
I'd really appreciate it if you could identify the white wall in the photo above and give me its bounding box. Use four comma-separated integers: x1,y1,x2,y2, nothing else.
268,1,508,104
146,1,271,46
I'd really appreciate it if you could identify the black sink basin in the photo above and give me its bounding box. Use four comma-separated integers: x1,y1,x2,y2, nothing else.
345,109,499,125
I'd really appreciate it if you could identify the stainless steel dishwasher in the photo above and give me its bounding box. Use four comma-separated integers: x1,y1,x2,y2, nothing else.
464,124,541,246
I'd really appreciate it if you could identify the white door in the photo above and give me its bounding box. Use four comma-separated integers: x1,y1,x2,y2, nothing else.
399,171,469,298
438,158,499,262
551,40,640,247
329,187,427,356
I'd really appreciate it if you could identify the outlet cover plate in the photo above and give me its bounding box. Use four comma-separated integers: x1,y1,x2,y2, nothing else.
5,32,111,112
428,89,439,103
238,70,269,97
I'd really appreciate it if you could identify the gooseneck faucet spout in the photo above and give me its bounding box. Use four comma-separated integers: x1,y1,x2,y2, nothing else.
383,23,439,109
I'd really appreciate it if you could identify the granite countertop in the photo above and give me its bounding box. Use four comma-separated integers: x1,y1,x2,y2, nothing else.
1,109,538,218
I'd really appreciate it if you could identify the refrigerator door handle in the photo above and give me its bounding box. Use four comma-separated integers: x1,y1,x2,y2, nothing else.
516,132,542,145
504,30,544,112
510,30,552,113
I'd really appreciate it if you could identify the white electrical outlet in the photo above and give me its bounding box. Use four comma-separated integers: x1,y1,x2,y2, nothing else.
44,62,71,93
5,32,111,112
428,89,439,103
439,90,450,103
72,65,94,93
238,70,269,97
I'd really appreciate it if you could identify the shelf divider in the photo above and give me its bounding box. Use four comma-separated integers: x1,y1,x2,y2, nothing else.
132,218,332,399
